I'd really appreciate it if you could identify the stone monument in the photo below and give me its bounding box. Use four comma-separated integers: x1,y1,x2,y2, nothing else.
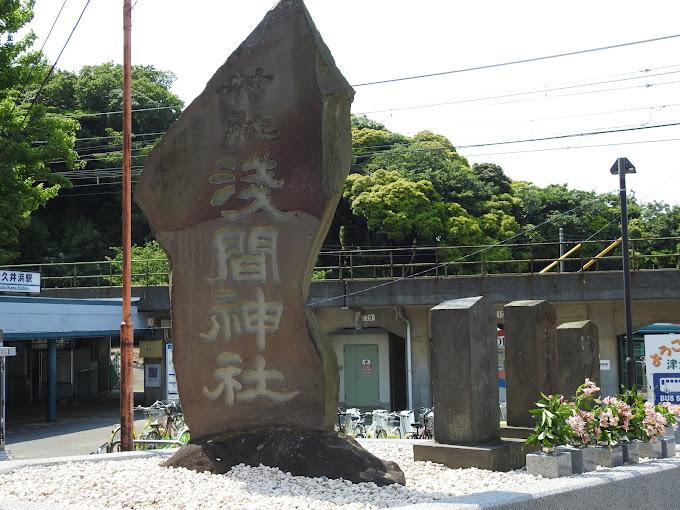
504,299,559,429
557,320,600,398
135,0,403,485
413,296,532,471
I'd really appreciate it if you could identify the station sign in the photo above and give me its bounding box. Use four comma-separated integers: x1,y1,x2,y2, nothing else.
0,270,40,293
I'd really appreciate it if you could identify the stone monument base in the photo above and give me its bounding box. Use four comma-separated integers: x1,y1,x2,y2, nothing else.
413,438,537,471
500,425,535,439
163,429,404,486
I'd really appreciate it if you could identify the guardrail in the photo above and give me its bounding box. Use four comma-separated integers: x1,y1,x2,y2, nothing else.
1,237,679,289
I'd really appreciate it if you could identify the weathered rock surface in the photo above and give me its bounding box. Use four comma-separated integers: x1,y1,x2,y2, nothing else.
135,0,354,441
163,430,406,486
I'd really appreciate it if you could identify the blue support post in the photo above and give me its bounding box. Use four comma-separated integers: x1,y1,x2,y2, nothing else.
47,339,56,422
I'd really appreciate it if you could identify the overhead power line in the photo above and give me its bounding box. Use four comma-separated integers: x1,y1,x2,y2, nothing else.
356,69,680,116
352,34,680,87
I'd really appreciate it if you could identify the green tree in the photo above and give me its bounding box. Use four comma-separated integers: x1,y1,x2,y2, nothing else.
364,131,488,214
629,201,680,268
17,63,183,263
472,162,512,195
106,239,169,285
0,0,80,263
342,170,448,247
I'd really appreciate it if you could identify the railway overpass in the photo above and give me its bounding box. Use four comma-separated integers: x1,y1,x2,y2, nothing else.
39,268,680,409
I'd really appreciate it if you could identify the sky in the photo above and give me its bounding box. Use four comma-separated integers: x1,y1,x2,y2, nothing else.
24,0,680,206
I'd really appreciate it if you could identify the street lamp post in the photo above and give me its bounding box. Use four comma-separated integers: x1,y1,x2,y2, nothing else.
610,157,636,391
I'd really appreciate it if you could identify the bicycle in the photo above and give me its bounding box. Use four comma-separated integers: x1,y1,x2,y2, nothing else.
106,400,190,452
336,408,368,437
409,407,434,439
365,409,390,439
391,409,417,438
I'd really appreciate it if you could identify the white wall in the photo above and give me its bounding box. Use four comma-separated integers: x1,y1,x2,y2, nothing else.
331,329,391,408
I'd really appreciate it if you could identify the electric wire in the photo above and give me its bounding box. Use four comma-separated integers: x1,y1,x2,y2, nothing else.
0,0,92,161
352,34,680,87
0,0,69,136
356,68,680,116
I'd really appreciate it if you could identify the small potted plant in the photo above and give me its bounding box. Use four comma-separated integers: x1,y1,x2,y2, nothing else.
526,393,574,478
560,379,601,473
589,395,628,467
527,393,574,453
622,391,670,459
655,401,680,457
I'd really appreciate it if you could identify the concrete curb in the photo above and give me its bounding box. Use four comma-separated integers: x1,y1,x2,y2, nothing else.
397,456,680,509
0,449,174,475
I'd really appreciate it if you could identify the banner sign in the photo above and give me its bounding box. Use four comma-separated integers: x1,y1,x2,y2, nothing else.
645,333,680,405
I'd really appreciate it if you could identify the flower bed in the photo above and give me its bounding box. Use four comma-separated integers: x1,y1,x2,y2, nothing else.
527,379,680,453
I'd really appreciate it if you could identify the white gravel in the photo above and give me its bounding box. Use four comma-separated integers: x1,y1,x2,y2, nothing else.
0,440,544,509
15,439,677,509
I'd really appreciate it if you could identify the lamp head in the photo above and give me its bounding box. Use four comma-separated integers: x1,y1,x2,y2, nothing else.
610,157,636,175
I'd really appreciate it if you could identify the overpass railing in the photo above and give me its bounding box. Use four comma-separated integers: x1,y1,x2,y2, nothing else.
1,237,679,289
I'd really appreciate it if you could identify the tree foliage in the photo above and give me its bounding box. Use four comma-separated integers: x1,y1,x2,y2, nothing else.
324,115,680,277
14,62,183,264
0,0,80,263
106,240,169,286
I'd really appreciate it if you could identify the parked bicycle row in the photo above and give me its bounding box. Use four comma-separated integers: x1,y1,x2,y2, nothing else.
96,399,190,453
97,402,431,454
335,407,434,439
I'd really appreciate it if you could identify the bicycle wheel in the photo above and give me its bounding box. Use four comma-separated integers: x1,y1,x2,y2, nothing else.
110,427,122,452
178,427,191,445
355,433,366,438
391,427,402,439
141,430,162,450
377,428,388,439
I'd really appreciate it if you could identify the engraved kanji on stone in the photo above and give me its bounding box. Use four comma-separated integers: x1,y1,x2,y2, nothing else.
218,71,247,101
209,159,237,206
220,150,296,221
209,227,279,284
218,68,273,102
200,290,242,343
241,287,283,351
237,355,299,403
226,112,279,143
202,351,243,407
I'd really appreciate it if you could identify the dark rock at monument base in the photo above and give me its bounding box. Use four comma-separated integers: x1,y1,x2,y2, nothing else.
163,429,405,486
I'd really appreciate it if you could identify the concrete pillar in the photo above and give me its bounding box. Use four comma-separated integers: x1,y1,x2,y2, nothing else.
47,338,57,422
557,320,601,398
431,296,499,444
504,300,558,427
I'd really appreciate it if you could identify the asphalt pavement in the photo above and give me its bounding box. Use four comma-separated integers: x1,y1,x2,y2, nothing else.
2,368,147,461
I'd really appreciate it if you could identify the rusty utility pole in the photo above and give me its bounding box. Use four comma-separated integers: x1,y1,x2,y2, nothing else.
120,0,134,451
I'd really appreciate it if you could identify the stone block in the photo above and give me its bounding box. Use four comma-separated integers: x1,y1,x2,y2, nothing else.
431,296,499,444
622,441,640,464
639,440,663,459
556,445,597,473
556,320,600,398
662,436,676,458
504,300,559,427
526,450,572,478
594,445,623,467
413,438,529,472
499,425,534,439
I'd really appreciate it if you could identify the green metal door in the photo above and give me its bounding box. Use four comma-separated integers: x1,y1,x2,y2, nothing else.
344,344,379,408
